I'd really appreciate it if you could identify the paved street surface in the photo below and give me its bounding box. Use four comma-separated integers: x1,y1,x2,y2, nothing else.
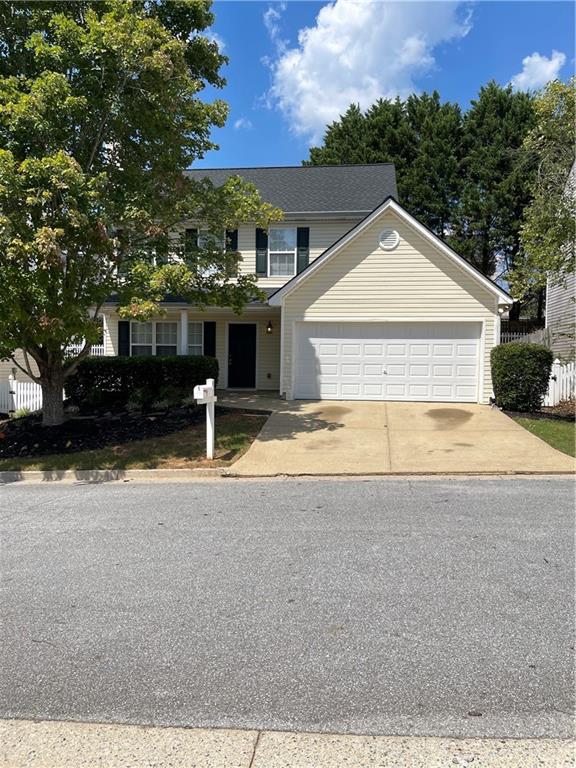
0,478,574,741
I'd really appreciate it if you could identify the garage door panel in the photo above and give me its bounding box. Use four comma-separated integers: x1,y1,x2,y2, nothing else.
432,384,453,398
295,322,480,402
409,364,429,376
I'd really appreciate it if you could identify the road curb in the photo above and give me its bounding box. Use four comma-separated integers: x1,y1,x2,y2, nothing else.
1,467,574,483
0,467,228,484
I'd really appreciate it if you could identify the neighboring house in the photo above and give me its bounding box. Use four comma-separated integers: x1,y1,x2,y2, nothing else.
545,273,575,359
4,163,514,404
544,160,576,360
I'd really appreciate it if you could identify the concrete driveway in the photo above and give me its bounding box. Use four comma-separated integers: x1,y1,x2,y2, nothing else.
231,400,575,475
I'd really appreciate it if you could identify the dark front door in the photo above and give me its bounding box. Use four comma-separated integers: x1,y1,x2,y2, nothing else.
228,324,256,388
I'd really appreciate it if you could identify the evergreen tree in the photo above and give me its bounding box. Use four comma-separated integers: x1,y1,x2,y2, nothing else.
403,92,463,238
305,93,463,237
306,104,369,165
364,97,416,195
451,82,535,283
304,83,535,291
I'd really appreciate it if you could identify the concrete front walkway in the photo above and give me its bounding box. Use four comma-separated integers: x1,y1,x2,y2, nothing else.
230,400,575,476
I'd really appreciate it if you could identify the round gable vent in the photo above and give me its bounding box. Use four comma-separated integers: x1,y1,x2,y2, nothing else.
379,228,399,251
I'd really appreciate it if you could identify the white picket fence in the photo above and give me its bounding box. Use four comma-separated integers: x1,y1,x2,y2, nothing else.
544,359,576,407
0,377,46,414
65,343,105,356
500,331,529,343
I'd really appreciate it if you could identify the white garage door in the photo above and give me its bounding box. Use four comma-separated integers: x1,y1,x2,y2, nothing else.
294,322,481,402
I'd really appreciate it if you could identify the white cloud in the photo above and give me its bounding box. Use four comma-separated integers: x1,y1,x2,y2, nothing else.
205,30,226,52
265,0,472,143
510,50,566,91
264,3,288,55
233,117,253,130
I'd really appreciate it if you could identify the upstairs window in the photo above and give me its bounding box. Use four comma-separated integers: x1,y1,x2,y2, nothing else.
268,227,296,277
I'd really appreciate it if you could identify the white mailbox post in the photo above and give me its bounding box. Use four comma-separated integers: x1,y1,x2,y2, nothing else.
194,378,217,459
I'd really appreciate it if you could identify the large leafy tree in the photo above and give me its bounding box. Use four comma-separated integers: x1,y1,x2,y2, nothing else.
0,1,280,426
510,78,575,298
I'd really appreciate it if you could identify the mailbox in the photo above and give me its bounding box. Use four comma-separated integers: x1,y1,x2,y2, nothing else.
194,378,216,459
194,384,208,400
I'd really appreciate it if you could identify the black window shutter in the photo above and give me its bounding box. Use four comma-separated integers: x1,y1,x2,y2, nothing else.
203,321,216,357
297,227,310,273
226,229,238,252
118,321,130,357
255,228,268,276
184,227,198,255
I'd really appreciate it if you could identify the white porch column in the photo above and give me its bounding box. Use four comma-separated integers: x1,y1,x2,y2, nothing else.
179,309,189,355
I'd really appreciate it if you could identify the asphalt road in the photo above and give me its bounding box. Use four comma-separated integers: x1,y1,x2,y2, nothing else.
0,478,574,739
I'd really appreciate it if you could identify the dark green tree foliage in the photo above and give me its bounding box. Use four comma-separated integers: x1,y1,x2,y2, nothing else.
305,83,535,278
403,92,462,238
307,104,370,164
452,82,535,279
490,342,553,412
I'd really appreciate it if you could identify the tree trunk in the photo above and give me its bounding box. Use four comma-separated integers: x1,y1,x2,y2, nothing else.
509,301,522,322
537,288,545,323
41,370,65,427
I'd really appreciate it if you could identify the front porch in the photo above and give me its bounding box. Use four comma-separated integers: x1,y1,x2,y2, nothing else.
102,304,282,392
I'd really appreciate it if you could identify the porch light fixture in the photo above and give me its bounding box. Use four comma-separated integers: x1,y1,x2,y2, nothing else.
266,320,273,334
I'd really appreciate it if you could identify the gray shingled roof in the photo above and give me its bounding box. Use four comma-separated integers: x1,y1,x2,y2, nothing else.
184,164,397,215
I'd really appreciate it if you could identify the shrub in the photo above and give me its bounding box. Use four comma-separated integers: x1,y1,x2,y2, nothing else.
66,356,218,409
491,343,553,412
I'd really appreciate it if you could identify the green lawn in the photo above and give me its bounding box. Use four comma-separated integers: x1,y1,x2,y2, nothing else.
514,417,576,457
0,412,267,471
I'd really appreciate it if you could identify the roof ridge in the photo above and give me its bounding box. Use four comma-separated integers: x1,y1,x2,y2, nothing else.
186,163,395,171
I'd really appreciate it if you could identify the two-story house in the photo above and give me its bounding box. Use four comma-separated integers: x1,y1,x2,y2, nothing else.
99,163,512,404
1,163,512,406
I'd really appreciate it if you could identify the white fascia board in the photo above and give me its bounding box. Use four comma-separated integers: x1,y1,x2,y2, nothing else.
269,198,513,307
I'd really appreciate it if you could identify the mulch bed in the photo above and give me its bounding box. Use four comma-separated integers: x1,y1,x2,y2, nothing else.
504,406,576,423
0,406,209,459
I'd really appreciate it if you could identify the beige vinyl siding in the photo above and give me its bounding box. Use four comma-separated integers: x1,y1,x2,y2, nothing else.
237,219,361,289
0,350,39,383
102,306,281,391
546,274,575,359
281,209,499,403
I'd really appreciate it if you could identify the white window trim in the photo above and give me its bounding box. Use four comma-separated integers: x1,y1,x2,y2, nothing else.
268,226,297,278
188,321,204,356
130,321,178,357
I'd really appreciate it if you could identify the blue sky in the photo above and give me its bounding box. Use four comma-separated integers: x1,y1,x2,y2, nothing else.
196,1,575,168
